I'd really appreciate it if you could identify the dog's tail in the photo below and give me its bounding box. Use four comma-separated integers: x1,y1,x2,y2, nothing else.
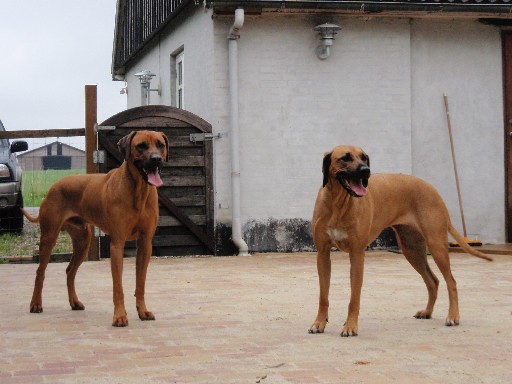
20,208,39,224
448,224,493,261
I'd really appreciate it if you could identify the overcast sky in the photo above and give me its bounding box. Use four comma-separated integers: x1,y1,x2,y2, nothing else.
0,0,126,149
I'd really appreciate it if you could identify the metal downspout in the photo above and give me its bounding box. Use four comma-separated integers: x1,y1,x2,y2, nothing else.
228,8,250,256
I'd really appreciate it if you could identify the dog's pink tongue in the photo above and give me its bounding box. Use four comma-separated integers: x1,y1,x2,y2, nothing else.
349,180,367,196
147,172,163,187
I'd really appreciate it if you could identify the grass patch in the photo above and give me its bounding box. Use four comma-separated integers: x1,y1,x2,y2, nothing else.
0,232,36,257
0,229,73,258
0,170,83,259
22,169,85,207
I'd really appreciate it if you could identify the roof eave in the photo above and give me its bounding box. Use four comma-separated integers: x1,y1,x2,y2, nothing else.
111,0,193,80
206,1,512,16
112,0,127,80
112,1,512,79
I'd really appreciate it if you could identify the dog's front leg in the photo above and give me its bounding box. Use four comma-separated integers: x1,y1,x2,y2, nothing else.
309,244,331,334
135,235,155,321
342,250,365,337
110,240,128,327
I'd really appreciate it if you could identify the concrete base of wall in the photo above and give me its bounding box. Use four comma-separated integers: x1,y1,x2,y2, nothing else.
215,220,398,255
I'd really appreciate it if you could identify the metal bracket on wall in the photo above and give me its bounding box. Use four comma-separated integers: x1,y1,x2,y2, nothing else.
93,124,116,132
189,132,221,144
93,150,105,164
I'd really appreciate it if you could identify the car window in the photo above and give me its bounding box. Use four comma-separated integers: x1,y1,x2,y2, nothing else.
0,139,8,148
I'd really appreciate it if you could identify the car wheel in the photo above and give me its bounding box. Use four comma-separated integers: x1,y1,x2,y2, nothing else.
6,192,24,233
5,207,24,233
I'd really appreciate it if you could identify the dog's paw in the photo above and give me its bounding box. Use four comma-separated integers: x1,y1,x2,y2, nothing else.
138,311,156,321
445,317,459,326
340,324,358,337
70,300,85,311
308,326,324,334
308,319,327,334
413,310,432,319
112,315,129,327
30,303,43,313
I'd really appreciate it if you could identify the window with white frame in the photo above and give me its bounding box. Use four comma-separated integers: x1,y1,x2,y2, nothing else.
175,51,184,109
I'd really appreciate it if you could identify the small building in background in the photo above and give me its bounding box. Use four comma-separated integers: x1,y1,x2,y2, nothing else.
17,141,85,170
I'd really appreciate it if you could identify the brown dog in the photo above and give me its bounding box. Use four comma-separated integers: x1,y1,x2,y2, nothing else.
22,130,169,327
309,145,492,337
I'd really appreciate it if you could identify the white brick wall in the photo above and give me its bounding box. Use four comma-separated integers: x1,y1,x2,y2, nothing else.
220,16,413,223
125,6,214,122
410,19,504,243
123,8,506,246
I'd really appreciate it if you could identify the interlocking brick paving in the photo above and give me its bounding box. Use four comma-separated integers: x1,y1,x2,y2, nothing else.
0,252,510,383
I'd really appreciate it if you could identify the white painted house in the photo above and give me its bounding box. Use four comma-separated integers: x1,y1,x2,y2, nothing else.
112,0,512,254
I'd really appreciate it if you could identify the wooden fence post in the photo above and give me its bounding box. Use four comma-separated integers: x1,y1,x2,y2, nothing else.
85,85,100,261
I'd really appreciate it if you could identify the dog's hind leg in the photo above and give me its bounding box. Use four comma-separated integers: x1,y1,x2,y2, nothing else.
393,225,439,320
425,236,460,326
30,226,60,313
64,222,93,311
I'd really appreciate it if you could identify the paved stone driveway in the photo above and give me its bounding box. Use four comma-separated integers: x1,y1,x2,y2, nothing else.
1,252,510,383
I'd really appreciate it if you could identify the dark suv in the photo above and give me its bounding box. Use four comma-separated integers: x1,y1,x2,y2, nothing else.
0,120,28,232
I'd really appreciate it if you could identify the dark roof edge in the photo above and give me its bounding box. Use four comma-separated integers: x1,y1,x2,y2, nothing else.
206,1,512,15
113,0,512,79
112,0,194,80
111,0,123,80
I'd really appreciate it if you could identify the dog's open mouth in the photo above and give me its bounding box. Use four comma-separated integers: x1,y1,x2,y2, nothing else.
136,160,164,187
336,171,369,197
144,167,163,187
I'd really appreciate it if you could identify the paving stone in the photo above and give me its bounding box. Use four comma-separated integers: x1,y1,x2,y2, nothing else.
0,252,510,383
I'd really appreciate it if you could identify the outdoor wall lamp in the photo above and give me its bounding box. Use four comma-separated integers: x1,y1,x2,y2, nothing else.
134,70,160,105
313,23,341,60
120,81,128,95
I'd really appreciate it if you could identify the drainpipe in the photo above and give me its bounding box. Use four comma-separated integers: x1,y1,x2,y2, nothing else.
228,8,249,256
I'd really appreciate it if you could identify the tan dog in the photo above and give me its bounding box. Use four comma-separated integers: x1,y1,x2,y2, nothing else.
309,145,492,337
22,130,169,327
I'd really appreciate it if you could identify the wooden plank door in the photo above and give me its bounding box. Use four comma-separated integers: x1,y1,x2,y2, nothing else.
503,32,512,241
97,105,215,256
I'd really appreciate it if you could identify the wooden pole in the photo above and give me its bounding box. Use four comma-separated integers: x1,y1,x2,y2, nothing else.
85,85,100,261
444,93,468,238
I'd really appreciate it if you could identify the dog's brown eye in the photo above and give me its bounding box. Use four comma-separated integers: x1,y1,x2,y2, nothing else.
156,141,165,149
136,143,149,152
361,154,369,163
340,153,353,162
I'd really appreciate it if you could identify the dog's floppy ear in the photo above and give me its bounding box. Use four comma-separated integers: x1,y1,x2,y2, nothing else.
161,133,169,162
363,151,370,168
117,131,137,160
322,152,332,187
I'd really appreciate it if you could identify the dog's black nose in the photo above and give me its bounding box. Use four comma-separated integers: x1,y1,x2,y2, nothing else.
358,164,371,177
150,153,162,163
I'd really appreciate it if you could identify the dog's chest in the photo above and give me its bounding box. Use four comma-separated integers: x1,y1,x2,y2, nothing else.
326,228,348,242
